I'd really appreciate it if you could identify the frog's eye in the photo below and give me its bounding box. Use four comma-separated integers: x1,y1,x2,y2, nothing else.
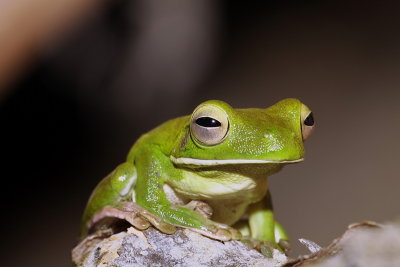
301,104,315,141
190,104,229,146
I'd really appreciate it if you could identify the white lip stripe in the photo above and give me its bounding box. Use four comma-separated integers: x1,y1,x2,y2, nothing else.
170,156,304,166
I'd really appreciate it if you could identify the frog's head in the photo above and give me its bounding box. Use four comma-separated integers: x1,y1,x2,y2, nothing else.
171,99,314,168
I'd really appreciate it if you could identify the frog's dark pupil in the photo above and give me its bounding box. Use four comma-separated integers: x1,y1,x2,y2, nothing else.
196,117,221,127
304,112,314,126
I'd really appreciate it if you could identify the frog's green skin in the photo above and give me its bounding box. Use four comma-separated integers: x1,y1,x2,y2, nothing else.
81,98,314,246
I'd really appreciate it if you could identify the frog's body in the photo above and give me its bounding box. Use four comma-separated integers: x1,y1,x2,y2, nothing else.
81,98,314,247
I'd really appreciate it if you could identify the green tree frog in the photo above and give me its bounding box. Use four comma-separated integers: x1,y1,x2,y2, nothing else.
81,98,314,250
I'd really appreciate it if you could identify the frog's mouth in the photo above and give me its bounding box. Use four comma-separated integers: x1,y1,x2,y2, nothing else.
170,156,304,166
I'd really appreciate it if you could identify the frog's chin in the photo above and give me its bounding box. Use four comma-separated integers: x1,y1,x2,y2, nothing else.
170,156,304,166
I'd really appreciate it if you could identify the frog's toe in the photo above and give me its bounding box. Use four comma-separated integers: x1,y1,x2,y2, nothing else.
240,237,259,250
119,201,143,212
150,219,177,234
120,201,176,234
189,224,241,241
184,200,213,219
213,228,234,241
139,209,177,234
278,239,290,253
259,242,275,258
89,205,149,233
228,228,242,240
240,238,283,257
190,227,231,241
128,215,150,230
211,222,241,239
212,222,231,229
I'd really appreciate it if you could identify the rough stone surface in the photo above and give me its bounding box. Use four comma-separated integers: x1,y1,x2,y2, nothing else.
73,227,287,267
308,223,400,267
284,222,400,267
74,221,400,266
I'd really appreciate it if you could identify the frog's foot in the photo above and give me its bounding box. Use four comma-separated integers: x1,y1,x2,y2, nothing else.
184,200,213,219
189,221,242,241
88,202,176,235
278,238,291,252
240,237,290,257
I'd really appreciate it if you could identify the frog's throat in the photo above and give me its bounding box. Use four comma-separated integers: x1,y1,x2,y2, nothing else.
170,156,304,166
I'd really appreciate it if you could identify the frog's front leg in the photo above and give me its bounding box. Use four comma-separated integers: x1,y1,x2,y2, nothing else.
134,150,241,241
81,162,174,237
248,192,289,251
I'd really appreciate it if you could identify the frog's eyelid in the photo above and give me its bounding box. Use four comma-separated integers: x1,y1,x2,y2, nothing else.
170,156,303,166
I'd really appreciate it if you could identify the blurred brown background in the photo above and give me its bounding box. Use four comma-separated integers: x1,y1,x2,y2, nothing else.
1,1,400,266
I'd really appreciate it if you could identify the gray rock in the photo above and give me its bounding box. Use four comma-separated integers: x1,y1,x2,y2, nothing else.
73,227,287,267
309,223,400,267
284,222,400,267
